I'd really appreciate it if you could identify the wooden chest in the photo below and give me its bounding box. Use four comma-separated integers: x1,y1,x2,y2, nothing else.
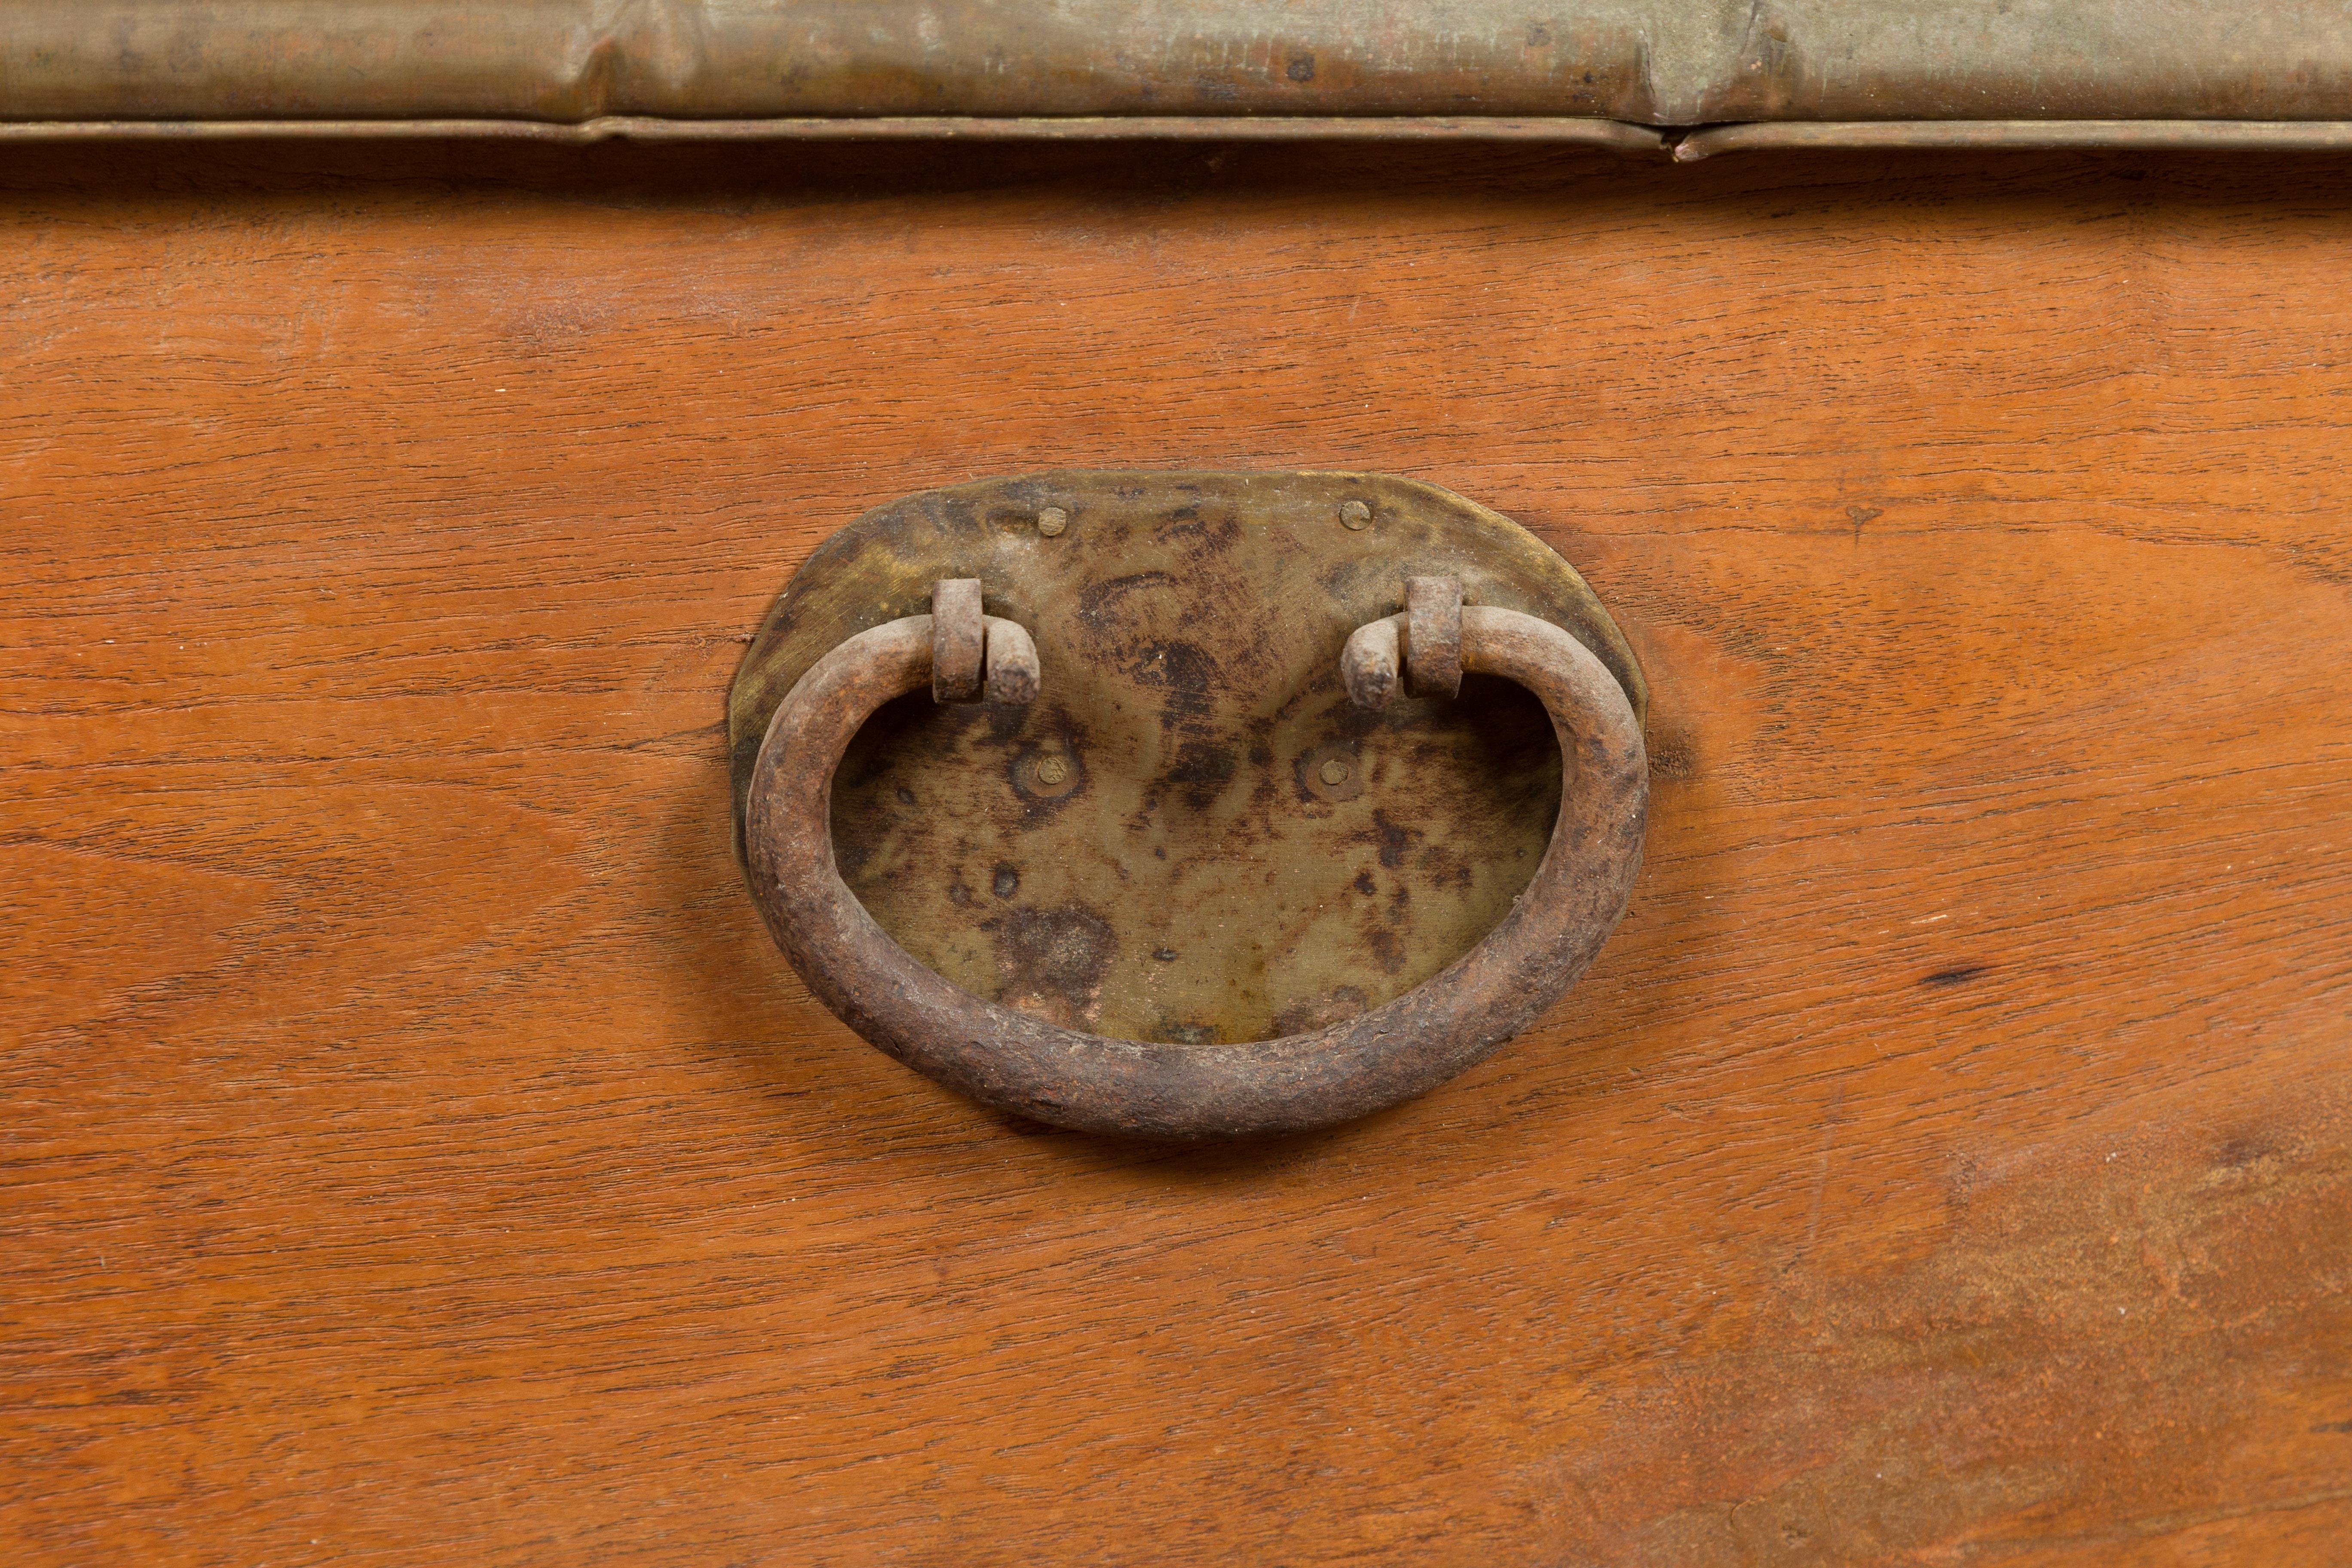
6,6,2351,1563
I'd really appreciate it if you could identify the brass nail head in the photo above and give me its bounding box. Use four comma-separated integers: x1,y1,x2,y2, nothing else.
1035,756,1069,785
1319,758,1352,786
1037,506,1069,537
1338,500,1372,530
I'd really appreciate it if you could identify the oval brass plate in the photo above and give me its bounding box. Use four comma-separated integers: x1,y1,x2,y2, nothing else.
730,471,1644,1047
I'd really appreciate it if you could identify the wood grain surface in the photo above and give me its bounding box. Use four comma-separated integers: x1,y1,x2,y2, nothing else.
3,141,2349,1566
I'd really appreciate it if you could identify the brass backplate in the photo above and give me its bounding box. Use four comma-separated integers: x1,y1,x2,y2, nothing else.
730,471,1644,1047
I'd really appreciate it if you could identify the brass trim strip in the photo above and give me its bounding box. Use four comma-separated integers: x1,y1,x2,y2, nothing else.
0,115,1669,152
14,115,2352,156
1675,119,2352,161
9,116,2352,157
9,2,2352,125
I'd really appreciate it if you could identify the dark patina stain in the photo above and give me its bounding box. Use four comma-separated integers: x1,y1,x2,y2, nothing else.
1076,570,1178,633
835,831,876,880
1271,986,1368,1036
983,698,1033,744
1162,739,1236,811
1128,640,1218,727
1419,843,1476,891
980,905,1116,1029
991,863,1020,900
1162,503,1243,559
1353,870,1377,896
1366,808,1417,870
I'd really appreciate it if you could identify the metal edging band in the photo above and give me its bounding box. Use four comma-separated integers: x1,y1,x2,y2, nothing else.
8,2,2352,138
6,117,2352,158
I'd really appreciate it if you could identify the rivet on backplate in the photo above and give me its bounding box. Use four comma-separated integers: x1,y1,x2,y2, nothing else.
1035,756,1069,785
1300,743,1363,804
1037,506,1069,537
1338,500,1372,530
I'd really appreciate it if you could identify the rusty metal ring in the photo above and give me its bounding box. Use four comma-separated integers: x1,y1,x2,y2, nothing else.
744,597,1647,1141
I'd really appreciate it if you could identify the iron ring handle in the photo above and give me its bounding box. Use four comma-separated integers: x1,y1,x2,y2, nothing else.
743,579,1648,1141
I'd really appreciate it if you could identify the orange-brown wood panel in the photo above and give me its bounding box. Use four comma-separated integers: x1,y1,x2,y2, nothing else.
3,142,2349,1566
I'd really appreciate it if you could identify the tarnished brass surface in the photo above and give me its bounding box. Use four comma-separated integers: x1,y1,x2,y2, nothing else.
731,472,1643,1051
0,116,1670,152
7,2,2352,129
11,116,2352,156
1675,119,2352,160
